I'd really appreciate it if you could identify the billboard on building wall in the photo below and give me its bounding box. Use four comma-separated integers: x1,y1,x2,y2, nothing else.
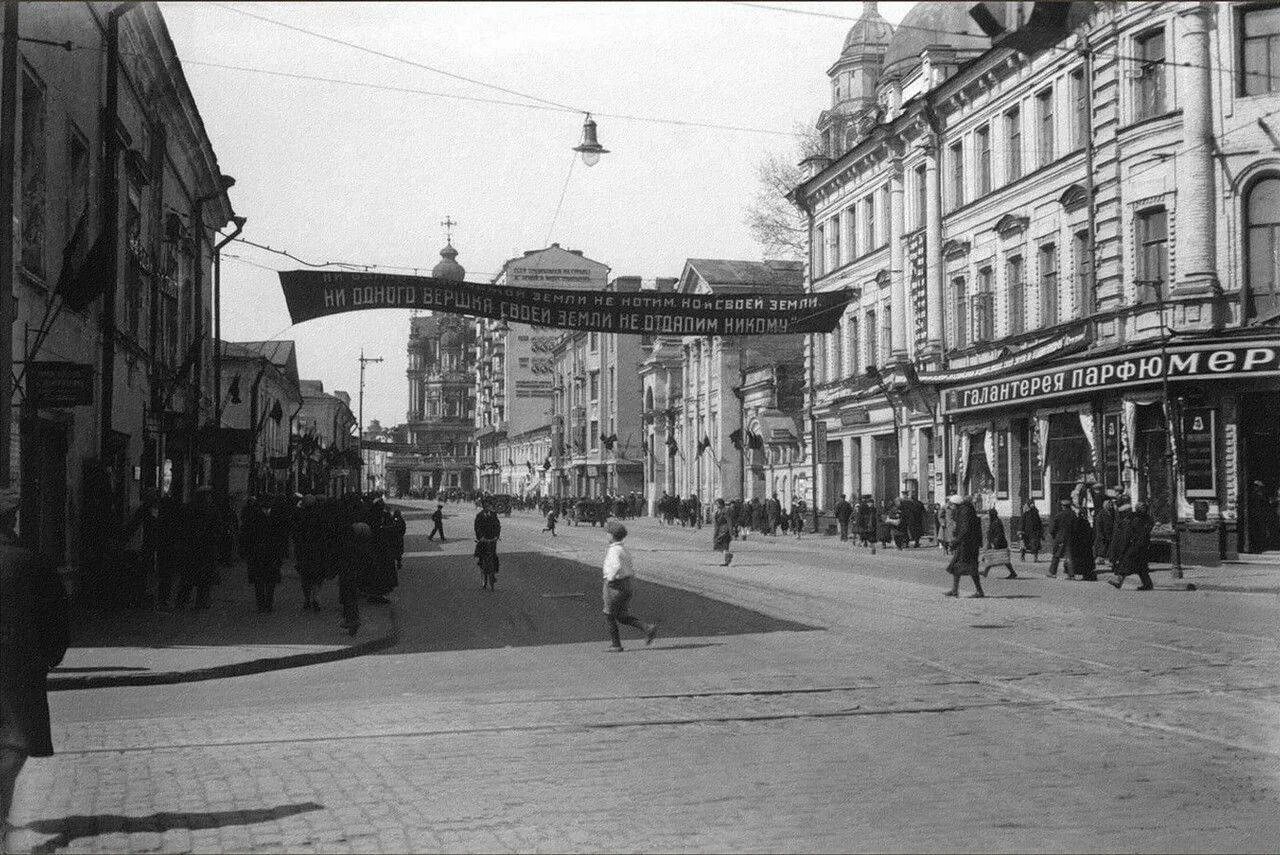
906,232,928,356
279,270,851,336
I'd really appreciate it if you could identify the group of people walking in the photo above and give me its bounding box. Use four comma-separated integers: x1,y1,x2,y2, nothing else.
833,493,930,549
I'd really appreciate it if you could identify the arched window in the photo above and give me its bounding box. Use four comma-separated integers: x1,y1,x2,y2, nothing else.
1247,175,1280,321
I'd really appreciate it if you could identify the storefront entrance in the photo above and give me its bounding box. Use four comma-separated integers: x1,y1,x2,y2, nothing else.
1241,392,1280,552
1134,404,1171,525
874,434,899,503
823,439,842,511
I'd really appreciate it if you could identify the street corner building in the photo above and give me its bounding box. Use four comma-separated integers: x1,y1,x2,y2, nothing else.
475,243,608,497
789,0,1280,562
2,3,236,600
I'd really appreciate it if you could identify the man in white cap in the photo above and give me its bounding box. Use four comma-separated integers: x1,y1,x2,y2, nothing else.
601,521,658,652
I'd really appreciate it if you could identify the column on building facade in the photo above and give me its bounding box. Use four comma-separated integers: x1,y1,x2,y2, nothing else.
888,157,908,361
1174,1,1217,294
923,134,944,358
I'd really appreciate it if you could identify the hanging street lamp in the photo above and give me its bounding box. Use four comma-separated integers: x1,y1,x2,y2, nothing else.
573,113,609,166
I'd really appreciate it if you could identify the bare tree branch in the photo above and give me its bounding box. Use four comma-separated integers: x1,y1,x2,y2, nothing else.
743,123,824,261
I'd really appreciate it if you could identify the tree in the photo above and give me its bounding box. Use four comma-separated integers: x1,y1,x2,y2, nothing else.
744,123,824,261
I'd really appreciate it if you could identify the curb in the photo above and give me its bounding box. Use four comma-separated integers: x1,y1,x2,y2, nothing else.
48,612,400,692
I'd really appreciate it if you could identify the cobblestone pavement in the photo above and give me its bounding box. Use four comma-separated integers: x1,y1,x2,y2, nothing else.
11,511,1280,853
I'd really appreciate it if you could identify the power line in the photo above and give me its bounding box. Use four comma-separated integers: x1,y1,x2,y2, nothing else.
208,1,585,113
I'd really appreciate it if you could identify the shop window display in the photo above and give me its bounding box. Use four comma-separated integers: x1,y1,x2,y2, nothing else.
1046,412,1093,507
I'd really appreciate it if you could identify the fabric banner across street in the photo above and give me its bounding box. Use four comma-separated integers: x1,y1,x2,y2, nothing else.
279,270,851,335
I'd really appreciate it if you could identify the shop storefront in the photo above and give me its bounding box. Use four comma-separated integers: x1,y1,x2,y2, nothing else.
941,335,1280,563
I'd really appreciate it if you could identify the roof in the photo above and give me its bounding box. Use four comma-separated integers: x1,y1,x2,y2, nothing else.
841,1,893,57
299,379,325,397
882,1,991,78
227,339,300,388
681,259,805,294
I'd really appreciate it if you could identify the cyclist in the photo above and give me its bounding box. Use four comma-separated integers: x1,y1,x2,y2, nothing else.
474,497,502,587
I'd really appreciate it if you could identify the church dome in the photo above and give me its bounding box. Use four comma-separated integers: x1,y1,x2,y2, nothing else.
841,1,893,56
431,242,465,282
881,1,991,78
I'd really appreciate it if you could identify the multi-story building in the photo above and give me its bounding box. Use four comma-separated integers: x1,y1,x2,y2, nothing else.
475,244,609,494
2,3,236,587
219,340,301,503
792,0,1280,561
638,282,682,514
742,358,808,507
386,240,476,497
658,259,805,512
360,419,395,494
297,380,357,496
550,276,647,499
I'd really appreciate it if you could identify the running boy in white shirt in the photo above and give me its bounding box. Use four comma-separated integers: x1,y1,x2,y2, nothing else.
601,521,658,652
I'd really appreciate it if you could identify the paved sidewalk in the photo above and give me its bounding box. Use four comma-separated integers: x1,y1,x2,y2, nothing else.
50,561,398,691
561,510,1280,594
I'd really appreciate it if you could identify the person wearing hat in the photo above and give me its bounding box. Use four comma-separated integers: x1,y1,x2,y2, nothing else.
712,499,734,566
1019,498,1043,562
1108,497,1155,590
0,486,69,849
1046,497,1076,578
473,497,502,587
601,521,658,652
944,495,984,598
1093,491,1117,569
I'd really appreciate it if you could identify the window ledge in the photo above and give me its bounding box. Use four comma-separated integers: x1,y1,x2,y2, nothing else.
1115,108,1183,140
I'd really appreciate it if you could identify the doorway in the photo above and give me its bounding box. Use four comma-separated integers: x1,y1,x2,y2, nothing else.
873,434,899,503
20,416,68,564
1242,392,1280,552
823,439,842,511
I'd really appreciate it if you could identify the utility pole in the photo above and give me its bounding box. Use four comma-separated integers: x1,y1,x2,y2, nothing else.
1150,282,1184,579
357,349,383,492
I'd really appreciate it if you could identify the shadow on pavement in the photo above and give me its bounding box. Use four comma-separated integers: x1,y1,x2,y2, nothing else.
384,550,818,655
25,802,324,853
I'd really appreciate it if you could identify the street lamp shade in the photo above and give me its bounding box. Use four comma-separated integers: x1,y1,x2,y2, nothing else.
572,114,609,166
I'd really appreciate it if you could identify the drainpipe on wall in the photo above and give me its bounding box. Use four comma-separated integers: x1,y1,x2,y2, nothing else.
0,2,19,491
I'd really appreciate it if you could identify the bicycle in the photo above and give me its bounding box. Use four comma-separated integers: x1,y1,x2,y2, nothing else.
476,537,498,590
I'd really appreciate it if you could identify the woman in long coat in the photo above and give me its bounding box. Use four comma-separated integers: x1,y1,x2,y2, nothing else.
944,497,985,598
1020,499,1044,561
1067,506,1097,581
712,499,734,566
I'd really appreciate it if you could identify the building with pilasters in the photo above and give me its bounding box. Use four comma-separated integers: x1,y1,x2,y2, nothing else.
792,1,1280,562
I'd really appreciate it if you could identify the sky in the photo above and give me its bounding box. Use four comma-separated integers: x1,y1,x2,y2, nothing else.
159,1,917,429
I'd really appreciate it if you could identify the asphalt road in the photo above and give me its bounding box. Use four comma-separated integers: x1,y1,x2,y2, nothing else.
14,506,1280,853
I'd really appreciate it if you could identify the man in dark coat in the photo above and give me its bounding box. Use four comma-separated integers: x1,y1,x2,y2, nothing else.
1020,499,1043,561
175,488,218,610
901,493,925,547
1046,498,1075,578
427,503,446,541
944,496,985,598
856,495,877,547
834,494,853,541
240,498,284,613
1093,493,1116,568
766,493,782,536
474,498,502,580
712,498,734,566
1067,506,1097,581
1108,498,1155,590
293,495,327,611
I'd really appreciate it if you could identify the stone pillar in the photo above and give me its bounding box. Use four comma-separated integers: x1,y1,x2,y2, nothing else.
889,159,908,361
923,136,945,359
1175,1,1217,295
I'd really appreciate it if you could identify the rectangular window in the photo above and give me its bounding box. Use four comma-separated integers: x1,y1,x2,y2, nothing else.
1072,230,1092,317
865,310,878,370
829,214,841,269
1039,242,1059,327
589,332,598,351
949,141,964,210
1135,28,1167,119
1006,254,1025,336
845,203,858,258
880,305,892,363
125,184,143,339
20,68,46,277
863,196,876,252
814,222,826,277
914,163,927,230
1036,87,1054,166
1071,69,1088,149
1136,207,1168,302
975,125,991,196
590,419,599,450
974,267,994,341
831,324,843,380
879,186,890,245
1006,106,1022,182
846,313,859,375
1241,3,1280,96
590,371,599,401
952,276,968,350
